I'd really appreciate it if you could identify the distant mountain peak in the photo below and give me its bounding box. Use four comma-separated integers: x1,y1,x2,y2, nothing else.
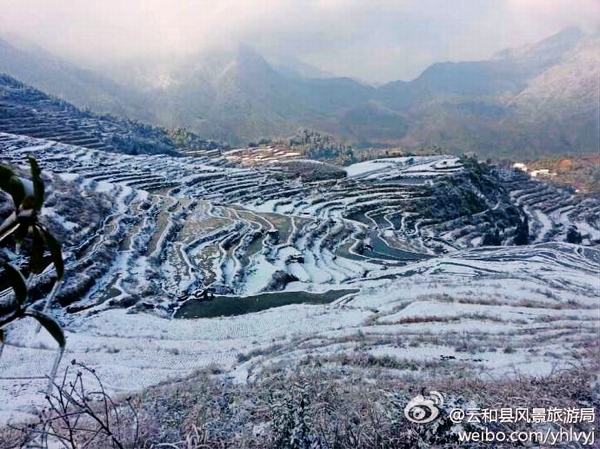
493,26,584,62
263,53,336,80
1,28,595,156
235,45,276,74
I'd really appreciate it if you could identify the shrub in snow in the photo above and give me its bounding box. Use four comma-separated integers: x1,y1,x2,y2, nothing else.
0,158,65,394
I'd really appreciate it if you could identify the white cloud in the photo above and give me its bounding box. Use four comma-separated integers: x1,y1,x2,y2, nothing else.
0,0,596,83
505,0,600,36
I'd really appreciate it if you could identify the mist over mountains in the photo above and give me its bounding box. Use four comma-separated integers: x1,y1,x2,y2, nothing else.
1,7,600,440
0,26,597,158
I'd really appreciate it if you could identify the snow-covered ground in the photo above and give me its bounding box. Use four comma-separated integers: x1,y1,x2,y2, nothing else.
0,133,598,425
344,156,462,180
1,240,597,424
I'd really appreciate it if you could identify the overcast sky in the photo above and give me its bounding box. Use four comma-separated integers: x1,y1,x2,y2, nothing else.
0,0,598,83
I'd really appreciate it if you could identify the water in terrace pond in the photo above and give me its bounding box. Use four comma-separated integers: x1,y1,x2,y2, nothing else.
174,289,359,318
366,232,429,261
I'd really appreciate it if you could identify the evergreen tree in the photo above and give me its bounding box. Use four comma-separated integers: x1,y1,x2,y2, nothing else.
514,214,529,245
482,229,502,246
566,226,582,244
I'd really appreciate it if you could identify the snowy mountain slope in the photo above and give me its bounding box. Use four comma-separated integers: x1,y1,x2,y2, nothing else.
0,133,598,423
2,27,597,156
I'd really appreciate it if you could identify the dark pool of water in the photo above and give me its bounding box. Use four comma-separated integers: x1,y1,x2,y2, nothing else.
174,289,359,318
366,232,429,261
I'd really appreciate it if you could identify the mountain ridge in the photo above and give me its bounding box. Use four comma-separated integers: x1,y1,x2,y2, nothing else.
0,72,224,155
0,27,597,158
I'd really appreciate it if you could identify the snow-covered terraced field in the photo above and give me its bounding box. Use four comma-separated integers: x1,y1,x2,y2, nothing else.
508,175,600,244
0,134,445,304
0,133,598,424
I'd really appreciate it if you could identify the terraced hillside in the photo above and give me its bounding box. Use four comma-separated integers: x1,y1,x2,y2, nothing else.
1,132,598,309
0,73,221,156
0,133,598,424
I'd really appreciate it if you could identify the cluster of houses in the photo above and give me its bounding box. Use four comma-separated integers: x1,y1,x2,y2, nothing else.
513,162,556,178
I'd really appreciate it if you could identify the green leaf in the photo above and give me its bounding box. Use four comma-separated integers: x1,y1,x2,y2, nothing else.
1,262,27,307
7,176,25,209
38,226,64,280
0,212,19,243
30,226,46,275
19,195,36,212
28,157,44,211
46,346,65,396
0,166,15,192
25,310,66,348
13,223,30,243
